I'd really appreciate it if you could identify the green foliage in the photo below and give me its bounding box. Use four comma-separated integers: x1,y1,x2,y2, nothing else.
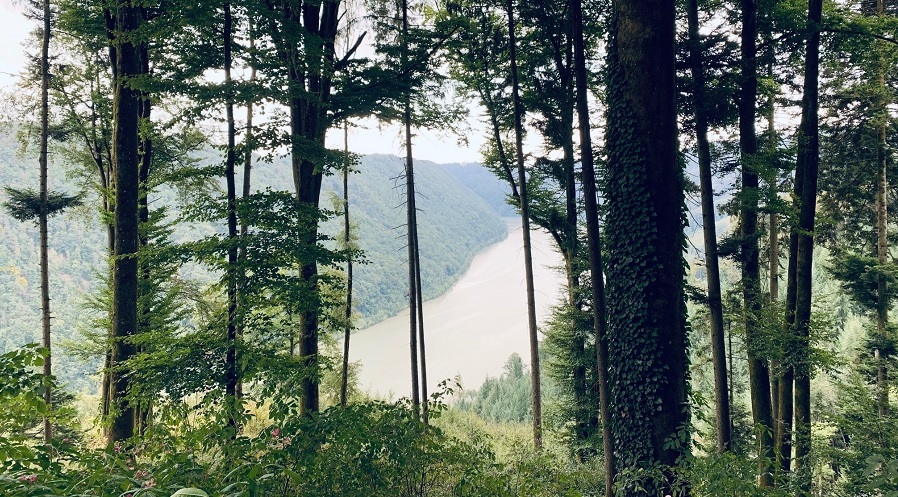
828,250,898,314
2,187,83,223
455,353,532,424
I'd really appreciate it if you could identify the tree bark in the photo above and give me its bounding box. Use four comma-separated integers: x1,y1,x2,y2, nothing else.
135,22,152,436
792,0,823,492
38,0,52,444
401,0,421,414
340,122,353,407
108,0,142,445
224,1,239,431
571,0,614,491
237,22,256,402
687,0,731,453
605,0,689,490
277,0,340,416
506,0,542,450
874,0,890,418
740,0,774,484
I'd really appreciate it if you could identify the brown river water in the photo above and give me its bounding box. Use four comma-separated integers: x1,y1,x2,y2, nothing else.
347,218,565,398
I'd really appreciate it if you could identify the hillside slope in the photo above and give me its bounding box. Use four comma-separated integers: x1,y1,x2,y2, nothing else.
0,132,506,388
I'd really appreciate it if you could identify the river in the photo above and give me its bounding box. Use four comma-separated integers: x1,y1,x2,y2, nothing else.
348,218,565,398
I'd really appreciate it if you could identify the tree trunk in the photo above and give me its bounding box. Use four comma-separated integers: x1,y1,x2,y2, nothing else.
740,0,774,484
506,0,542,450
792,0,823,492
237,23,255,402
135,24,152,436
224,1,239,431
687,0,732,453
605,0,689,490
767,73,781,453
572,0,614,491
400,0,421,415
38,0,52,444
108,0,142,445
414,214,428,423
875,0,890,418
340,121,353,407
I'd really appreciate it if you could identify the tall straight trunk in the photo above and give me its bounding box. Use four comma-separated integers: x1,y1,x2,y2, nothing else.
563,140,591,453
571,0,614,491
340,122,353,407
740,0,774,484
766,61,791,477
236,23,255,401
687,0,731,453
506,0,542,450
102,194,114,433
224,2,239,430
38,0,52,444
792,0,822,492
605,0,689,489
401,0,420,413
277,1,340,416
768,89,786,474
108,0,142,445
874,0,890,418
767,60,782,432
414,221,428,423
135,28,152,436
780,198,798,474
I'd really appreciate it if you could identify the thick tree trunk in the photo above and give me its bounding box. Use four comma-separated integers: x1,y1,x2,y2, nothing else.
572,0,614,491
740,0,774,484
108,0,142,445
605,0,689,491
224,2,239,431
792,0,823,492
38,0,52,444
687,0,731,453
506,0,542,450
279,1,339,416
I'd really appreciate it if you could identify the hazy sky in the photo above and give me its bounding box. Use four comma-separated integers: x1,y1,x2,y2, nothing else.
0,1,489,164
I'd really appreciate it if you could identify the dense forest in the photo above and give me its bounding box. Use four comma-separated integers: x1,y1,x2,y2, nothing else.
0,0,897,495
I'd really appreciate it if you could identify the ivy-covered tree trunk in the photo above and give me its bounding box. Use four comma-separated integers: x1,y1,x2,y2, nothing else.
506,0,542,449
605,0,690,490
687,0,731,453
792,0,823,491
108,0,142,445
572,0,614,491
38,0,52,444
740,0,774,484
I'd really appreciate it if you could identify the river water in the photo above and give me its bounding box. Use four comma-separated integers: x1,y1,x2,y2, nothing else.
348,218,565,398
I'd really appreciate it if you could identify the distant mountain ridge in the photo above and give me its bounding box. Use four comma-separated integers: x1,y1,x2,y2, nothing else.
0,129,509,389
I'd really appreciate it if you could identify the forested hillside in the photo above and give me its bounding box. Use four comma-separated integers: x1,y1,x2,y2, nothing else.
0,131,507,388
1,0,897,495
